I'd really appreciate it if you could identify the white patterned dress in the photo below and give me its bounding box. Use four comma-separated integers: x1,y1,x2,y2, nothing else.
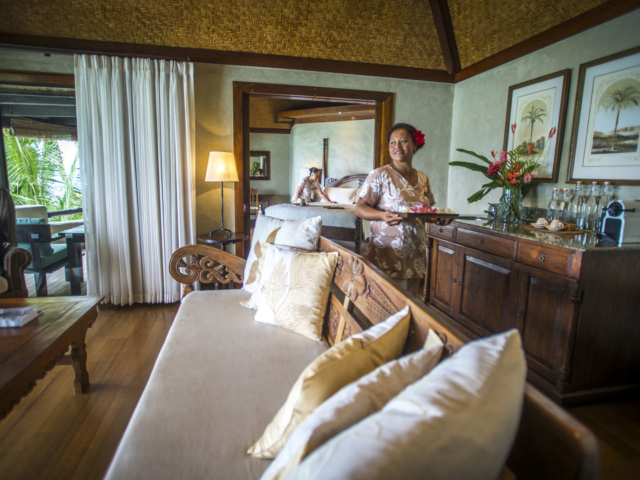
358,165,436,279
293,176,320,203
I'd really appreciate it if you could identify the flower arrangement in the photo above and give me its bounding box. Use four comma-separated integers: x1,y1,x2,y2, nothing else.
449,125,556,203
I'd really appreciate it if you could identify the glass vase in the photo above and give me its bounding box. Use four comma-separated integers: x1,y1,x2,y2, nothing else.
496,186,523,224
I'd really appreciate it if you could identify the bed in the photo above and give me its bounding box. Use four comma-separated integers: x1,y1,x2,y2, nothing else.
264,174,367,253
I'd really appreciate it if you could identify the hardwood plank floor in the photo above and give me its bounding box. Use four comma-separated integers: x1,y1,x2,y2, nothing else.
0,302,637,479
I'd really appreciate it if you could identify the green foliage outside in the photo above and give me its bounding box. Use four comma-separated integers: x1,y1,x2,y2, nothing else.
250,161,260,177
3,129,83,221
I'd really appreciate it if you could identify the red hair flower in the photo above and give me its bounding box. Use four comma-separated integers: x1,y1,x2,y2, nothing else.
413,130,425,148
511,123,517,135
548,127,557,139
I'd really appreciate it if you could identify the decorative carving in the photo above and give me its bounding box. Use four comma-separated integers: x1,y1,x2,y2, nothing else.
343,322,353,340
169,245,246,299
335,255,344,277
344,258,367,301
325,174,367,189
365,281,398,317
324,302,341,344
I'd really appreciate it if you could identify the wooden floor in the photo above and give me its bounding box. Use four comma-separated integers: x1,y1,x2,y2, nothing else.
0,303,638,480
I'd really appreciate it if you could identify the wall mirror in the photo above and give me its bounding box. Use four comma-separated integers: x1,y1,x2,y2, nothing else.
249,151,270,180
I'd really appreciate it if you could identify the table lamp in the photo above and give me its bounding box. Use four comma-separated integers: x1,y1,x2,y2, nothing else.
205,151,239,237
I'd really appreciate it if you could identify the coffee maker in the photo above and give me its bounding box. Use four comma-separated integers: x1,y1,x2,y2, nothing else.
599,200,640,245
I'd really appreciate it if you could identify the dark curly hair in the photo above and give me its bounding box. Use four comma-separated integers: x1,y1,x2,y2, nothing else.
387,123,424,151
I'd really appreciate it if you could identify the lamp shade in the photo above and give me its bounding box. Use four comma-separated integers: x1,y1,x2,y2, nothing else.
205,152,239,182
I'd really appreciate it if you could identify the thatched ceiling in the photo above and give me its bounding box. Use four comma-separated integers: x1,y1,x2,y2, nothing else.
0,0,628,75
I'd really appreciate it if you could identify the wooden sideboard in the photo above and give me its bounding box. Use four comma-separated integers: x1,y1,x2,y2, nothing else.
423,220,640,405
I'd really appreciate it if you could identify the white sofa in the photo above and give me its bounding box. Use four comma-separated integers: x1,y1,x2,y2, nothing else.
105,239,599,480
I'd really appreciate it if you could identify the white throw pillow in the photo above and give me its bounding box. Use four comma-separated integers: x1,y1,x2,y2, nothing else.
243,215,322,293
261,330,444,480
287,329,526,480
249,244,338,341
324,187,357,204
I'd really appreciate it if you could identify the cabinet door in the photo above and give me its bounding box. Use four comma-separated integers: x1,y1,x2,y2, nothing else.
429,240,458,316
454,247,519,338
516,266,579,392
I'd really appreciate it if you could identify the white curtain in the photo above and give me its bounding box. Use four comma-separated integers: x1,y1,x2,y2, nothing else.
75,55,196,305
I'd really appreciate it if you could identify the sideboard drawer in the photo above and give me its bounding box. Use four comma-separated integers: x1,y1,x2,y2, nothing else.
517,243,578,278
456,228,515,259
429,223,455,241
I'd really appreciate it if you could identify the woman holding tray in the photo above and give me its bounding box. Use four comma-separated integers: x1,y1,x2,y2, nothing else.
355,123,436,293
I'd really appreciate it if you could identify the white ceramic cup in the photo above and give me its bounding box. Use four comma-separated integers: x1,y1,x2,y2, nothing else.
550,220,564,228
536,218,548,225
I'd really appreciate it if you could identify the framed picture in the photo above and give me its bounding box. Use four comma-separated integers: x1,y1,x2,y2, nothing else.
504,69,571,183
249,151,270,180
568,46,640,185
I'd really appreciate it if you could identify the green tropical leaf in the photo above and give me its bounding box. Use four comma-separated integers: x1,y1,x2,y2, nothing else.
467,188,493,203
456,148,491,164
448,161,489,173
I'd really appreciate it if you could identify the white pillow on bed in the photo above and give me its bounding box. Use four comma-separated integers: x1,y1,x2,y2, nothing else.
243,215,322,294
324,187,357,204
261,331,444,480
287,329,526,480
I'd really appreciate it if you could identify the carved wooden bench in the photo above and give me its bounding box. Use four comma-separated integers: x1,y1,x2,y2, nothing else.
107,237,598,480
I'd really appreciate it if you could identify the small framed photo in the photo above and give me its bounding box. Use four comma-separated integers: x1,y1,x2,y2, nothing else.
504,69,571,183
568,46,640,185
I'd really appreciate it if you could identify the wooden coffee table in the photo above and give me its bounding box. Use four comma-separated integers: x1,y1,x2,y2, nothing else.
0,295,104,420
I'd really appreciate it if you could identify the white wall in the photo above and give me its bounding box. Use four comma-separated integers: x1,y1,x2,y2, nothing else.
249,132,290,205
194,65,455,235
448,10,640,214
289,119,374,197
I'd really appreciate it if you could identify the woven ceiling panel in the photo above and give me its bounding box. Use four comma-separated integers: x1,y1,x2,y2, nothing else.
450,0,610,69
0,0,445,70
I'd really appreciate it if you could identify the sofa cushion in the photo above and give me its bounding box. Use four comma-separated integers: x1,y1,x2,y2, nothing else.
15,205,48,221
248,306,411,459
104,290,329,480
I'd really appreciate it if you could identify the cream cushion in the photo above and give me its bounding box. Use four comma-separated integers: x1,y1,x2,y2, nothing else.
324,187,357,204
248,306,411,459
103,290,329,480
249,245,338,341
244,215,322,293
288,329,526,480
262,330,444,480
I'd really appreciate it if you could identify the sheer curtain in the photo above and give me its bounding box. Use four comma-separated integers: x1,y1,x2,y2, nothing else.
75,55,195,305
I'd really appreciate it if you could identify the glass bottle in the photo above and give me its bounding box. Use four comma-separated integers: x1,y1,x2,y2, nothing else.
557,188,570,222
595,182,613,232
546,188,559,222
582,182,600,232
565,181,584,227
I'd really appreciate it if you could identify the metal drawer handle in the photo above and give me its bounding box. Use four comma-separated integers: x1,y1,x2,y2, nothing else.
517,309,523,316
479,238,484,245
539,254,545,262
439,228,444,233
452,277,457,283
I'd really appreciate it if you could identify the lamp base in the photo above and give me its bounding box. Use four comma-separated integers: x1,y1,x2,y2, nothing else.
210,227,232,238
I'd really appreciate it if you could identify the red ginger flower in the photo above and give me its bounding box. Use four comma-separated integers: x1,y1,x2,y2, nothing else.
548,127,557,139
487,161,501,175
413,130,425,148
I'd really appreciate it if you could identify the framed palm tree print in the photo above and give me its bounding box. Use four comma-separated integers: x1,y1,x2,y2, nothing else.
504,69,571,183
568,46,640,185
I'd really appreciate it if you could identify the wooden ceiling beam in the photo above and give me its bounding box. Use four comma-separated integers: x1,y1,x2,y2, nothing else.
455,0,640,82
277,104,375,121
429,0,461,75
0,33,455,84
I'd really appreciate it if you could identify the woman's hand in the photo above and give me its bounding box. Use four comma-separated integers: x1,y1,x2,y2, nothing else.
380,211,403,226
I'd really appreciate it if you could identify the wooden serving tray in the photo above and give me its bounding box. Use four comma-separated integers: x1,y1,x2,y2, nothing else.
396,212,459,220
525,225,593,235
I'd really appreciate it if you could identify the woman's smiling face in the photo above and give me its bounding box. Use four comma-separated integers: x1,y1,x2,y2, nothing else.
389,129,415,164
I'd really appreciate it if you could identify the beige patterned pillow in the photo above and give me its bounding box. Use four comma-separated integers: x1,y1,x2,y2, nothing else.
243,215,322,294
250,244,338,341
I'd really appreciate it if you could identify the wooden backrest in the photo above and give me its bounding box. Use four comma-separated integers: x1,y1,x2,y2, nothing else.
15,223,55,244
168,238,599,480
250,188,259,208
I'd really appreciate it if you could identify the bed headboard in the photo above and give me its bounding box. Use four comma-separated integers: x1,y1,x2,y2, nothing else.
324,174,368,189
